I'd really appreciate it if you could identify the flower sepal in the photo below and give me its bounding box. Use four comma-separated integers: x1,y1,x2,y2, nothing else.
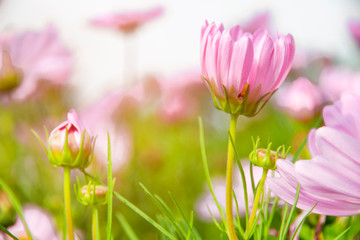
249,137,289,170
202,76,275,117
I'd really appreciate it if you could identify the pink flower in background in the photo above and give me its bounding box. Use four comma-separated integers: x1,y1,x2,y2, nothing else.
242,11,271,34
319,67,360,102
80,84,151,171
291,48,332,70
196,161,265,221
91,6,164,33
2,205,59,240
201,21,295,116
267,92,360,216
349,20,360,47
156,69,206,123
276,77,324,121
0,25,72,100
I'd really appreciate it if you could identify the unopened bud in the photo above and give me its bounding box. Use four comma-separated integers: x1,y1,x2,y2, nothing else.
0,50,22,92
249,137,288,170
78,184,108,206
0,191,16,227
48,109,93,169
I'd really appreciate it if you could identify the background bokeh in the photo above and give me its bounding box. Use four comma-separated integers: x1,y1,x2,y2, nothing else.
1,0,360,239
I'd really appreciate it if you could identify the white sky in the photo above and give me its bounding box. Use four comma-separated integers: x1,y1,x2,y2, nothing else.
0,0,359,108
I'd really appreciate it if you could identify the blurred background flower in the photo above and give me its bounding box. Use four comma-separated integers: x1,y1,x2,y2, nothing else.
0,0,359,239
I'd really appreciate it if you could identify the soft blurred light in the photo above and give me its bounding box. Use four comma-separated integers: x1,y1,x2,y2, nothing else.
0,0,359,108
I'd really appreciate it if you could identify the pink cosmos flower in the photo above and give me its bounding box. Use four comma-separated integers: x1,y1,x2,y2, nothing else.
156,70,206,123
48,109,92,169
80,84,151,171
0,25,72,100
275,77,324,121
319,67,360,102
267,91,360,216
90,6,164,33
201,21,295,116
1,205,59,240
349,20,360,47
196,161,265,221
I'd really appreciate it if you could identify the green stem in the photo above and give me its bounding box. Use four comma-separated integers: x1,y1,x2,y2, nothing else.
226,114,239,240
245,168,269,238
64,167,74,240
92,207,100,240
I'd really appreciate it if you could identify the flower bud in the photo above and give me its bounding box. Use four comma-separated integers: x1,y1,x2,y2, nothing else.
249,138,288,170
0,191,16,227
48,109,93,169
77,184,108,206
0,50,23,92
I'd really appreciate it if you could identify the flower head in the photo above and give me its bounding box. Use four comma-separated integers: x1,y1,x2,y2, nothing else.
201,21,295,116
276,77,324,121
0,25,72,100
48,109,93,169
267,91,360,216
91,6,164,33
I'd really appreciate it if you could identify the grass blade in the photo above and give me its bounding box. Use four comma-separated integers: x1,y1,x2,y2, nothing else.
139,183,185,237
168,192,198,239
114,191,177,240
279,203,289,239
116,213,140,240
0,178,33,240
281,184,300,240
198,117,226,224
232,190,244,238
290,203,317,240
228,131,249,229
107,132,114,240
334,226,351,240
0,223,19,240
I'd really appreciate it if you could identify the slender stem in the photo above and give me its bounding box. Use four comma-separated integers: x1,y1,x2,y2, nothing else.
92,207,100,240
245,168,269,238
64,167,74,240
225,114,239,240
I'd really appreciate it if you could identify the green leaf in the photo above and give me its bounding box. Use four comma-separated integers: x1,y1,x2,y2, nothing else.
290,203,317,240
232,190,244,238
113,192,177,240
198,117,226,224
281,184,301,240
278,203,289,239
228,130,249,230
334,226,351,240
116,213,140,240
139,183,185,238
107,132,114,240
292,115,323,162
0,223,19,240
0,178,34,240
246,209,262,240
168,192,200,239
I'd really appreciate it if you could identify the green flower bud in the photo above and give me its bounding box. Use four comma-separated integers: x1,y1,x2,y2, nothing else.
249,137,289,170
0,50,22,92
0,191,16,227
76,183,108,206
